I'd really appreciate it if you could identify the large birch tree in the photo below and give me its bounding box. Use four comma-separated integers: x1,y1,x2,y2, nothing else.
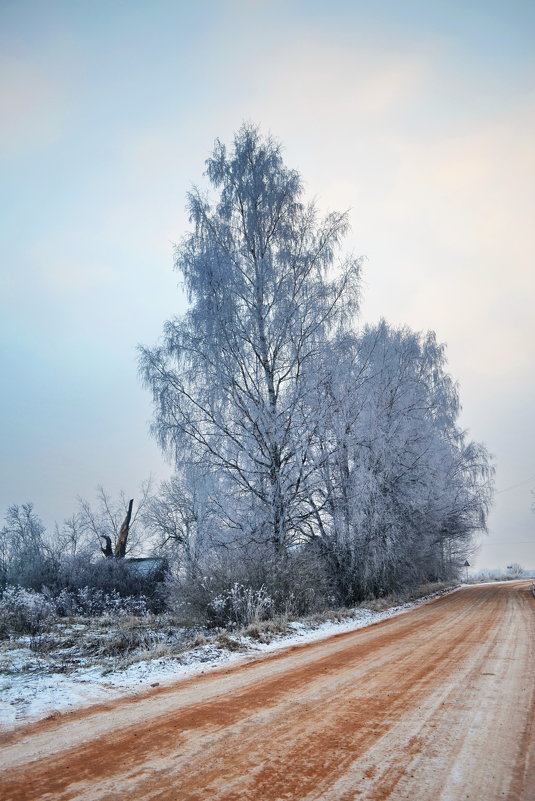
140,124,360,553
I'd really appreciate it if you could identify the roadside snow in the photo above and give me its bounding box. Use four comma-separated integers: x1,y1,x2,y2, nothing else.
0,588,454,730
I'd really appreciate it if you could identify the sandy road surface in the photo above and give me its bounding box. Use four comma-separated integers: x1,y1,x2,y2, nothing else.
1,582,533,801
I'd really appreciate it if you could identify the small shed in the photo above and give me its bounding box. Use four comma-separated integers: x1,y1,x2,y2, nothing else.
124,557,168,582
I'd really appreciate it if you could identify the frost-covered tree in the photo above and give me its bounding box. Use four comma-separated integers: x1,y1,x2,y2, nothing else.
306,321,493,602
141,467,214,565
140,124,493,610
76,481,152,558
506,563,525,578
140,124,360,554
0,503,58,590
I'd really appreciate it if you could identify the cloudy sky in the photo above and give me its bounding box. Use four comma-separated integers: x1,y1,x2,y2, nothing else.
1,0,534,570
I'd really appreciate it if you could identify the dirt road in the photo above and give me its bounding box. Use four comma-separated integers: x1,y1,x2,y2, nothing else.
1,582,533,801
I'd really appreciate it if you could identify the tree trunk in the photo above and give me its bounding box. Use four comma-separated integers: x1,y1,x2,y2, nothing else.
101,535,113,558
114,499,133,558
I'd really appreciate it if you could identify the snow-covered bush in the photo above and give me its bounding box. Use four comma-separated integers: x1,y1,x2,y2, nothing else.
54,587,150,617
207,583,273,628
0,586,56,637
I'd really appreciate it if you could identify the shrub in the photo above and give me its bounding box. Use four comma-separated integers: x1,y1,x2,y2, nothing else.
165,543,330,626
54,587,150,617
207,583,273,628
0,586,55,637
55,557,166,611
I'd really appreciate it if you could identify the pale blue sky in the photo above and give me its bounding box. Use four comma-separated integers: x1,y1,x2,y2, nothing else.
1,0,534,569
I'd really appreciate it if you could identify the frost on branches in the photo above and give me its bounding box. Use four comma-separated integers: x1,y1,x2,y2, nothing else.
140,124,493,606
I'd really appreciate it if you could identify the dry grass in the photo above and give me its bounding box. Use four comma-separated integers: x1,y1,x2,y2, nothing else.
359,581,455,612
216,633,245,652
296,582,456,624
242,618,290,643
306,607,355,624
187,634,208,648
360,596,396,612
85,629,161,658
118,642,175,669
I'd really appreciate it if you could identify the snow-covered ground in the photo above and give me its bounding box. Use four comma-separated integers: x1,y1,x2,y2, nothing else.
0,587,456,730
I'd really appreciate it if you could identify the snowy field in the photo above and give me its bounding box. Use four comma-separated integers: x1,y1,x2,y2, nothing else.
0,586,459,730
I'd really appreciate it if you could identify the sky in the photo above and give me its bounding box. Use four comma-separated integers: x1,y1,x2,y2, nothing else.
1,0,534,571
